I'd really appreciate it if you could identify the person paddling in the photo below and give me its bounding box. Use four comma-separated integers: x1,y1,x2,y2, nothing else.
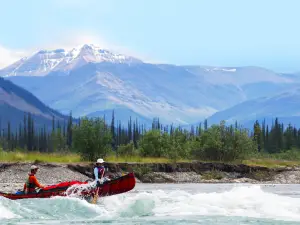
23,165,44,194
93,158,110,187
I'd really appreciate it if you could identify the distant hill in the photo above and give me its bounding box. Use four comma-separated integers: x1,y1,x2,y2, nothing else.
0,77,70,131
206,88,300,129
86,107,153,127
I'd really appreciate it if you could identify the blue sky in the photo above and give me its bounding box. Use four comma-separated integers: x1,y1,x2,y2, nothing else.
0,0,299,72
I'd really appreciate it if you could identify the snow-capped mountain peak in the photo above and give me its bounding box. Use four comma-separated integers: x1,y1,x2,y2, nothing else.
0,44,143,77
0,48,68,77
72,44,142,64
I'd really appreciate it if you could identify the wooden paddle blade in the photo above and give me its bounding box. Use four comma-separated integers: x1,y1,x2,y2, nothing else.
91,195,98,204
91,187,99,204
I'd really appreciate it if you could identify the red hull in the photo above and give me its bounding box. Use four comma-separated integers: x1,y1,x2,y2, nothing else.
0,172,136,200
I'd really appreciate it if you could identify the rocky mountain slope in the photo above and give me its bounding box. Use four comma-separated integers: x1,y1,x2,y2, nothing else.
0,77,69,130
207,87,300,128
1,44,300,126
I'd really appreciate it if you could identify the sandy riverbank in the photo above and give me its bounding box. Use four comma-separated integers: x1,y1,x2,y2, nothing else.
1,162,300,193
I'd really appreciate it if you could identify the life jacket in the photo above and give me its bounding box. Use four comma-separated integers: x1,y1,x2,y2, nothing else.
92,166,105,179
24,173,37,193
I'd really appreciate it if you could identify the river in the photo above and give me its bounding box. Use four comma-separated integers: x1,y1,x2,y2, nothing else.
2,183,300,224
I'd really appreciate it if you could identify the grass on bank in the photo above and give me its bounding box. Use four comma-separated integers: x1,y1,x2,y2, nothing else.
1,149,300,168
0,150,82,163
242,158,300,168
0,150,190,164
105,155,190,163
242,150,300,168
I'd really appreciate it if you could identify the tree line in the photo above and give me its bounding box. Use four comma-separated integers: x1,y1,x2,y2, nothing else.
1,111,300,162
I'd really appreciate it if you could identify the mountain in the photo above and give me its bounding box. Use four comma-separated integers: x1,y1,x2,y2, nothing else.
1,44,300,126
0,44,142,77
184,66,298,100
207,88,300,128
0,77,69,130
4,62,247,125
86,108,153,127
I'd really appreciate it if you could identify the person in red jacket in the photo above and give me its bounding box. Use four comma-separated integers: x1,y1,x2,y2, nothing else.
23,165,44,194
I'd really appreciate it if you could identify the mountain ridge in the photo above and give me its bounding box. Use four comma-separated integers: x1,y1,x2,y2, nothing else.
1,44,300,126
0,44,142,77
206,88,300,128
0,77,70,130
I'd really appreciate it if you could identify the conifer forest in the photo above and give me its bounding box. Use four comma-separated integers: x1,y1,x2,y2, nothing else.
1,111,299,162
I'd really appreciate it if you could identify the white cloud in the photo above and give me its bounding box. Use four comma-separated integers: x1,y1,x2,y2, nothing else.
36,31,158,63
0,45,27,69
0,32,160,69
40,32,109,51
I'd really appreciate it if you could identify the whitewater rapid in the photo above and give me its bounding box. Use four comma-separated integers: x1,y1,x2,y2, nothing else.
1,184,300,224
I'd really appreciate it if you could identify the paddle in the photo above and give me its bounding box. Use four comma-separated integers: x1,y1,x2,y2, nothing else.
91,169,105,204
91,186,100,204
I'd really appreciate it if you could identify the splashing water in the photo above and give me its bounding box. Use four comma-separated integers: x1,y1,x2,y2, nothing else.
1,184,300,225
65,180,97,198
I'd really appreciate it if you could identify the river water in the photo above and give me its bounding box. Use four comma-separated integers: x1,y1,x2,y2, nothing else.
2,183,300,224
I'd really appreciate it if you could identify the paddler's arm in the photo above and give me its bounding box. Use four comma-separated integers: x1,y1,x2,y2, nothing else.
32,176,44,189
94,167,101,187
94,167,99,181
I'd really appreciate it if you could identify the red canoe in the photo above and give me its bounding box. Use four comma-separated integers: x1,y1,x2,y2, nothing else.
0,172,136,200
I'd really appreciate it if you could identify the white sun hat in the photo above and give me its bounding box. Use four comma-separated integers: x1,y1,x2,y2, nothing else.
30,165,38,170
96,158,105,163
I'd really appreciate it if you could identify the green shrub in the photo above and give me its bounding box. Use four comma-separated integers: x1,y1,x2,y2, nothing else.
191,121,257,162
72,117,112,161
201,170,224,180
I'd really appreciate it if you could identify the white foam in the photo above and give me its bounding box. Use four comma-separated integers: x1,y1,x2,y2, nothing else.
65,181,96,198
2,185,300,223
0,205,17,219
95,185,300,222
0,197,21,219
